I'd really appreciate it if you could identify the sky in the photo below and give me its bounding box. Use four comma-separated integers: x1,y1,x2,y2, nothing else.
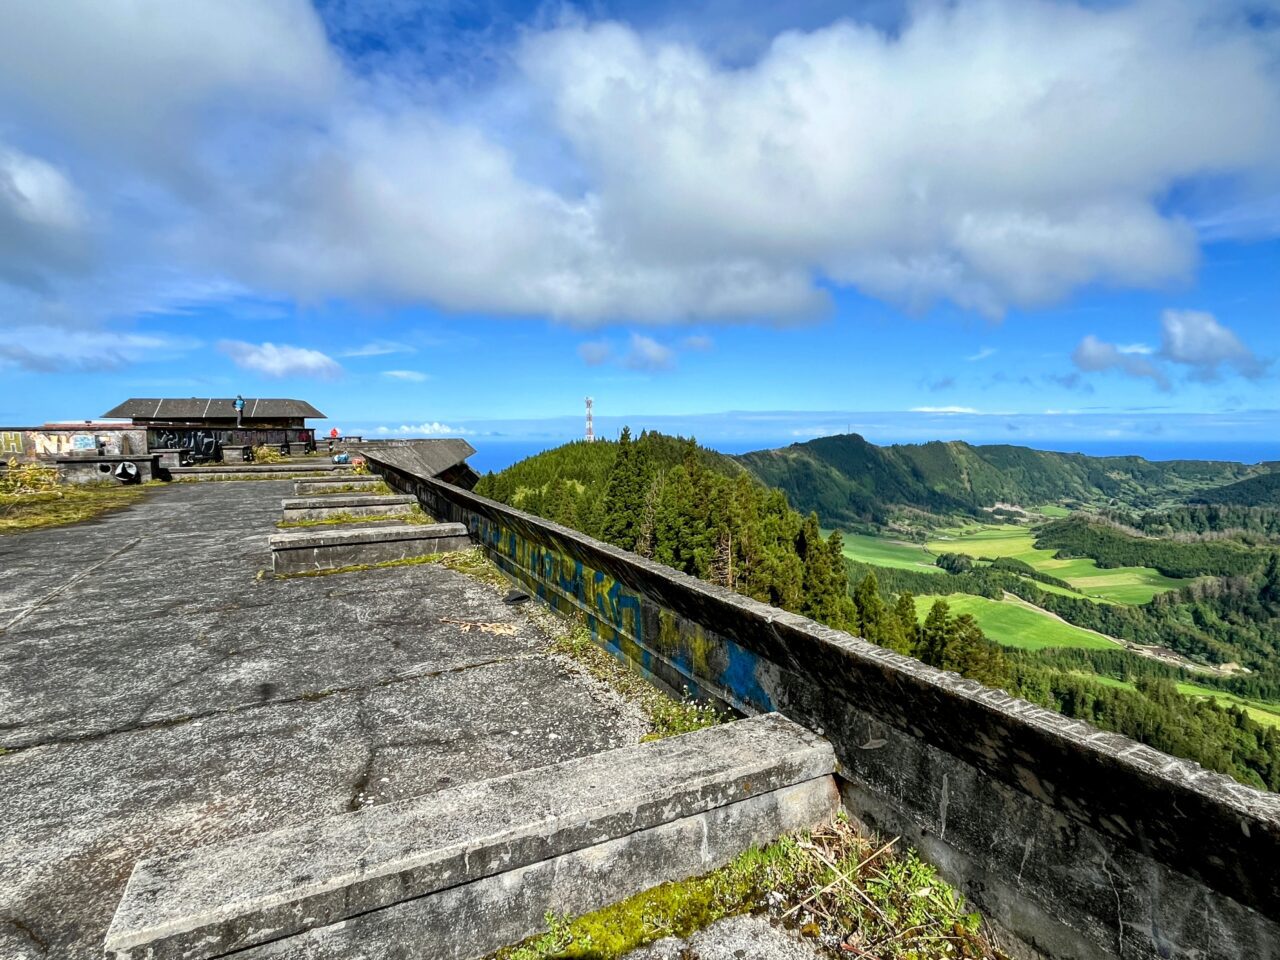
0,0,1278,457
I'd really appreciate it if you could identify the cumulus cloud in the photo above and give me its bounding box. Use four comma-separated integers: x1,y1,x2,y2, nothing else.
911,406,979,414
1159,309,1266,380
385,421,471,436
1071,310,1266,389
217,340,342,379
622,333,675,371
1071,334,1170,390
382,369,428,382
0,0,1275,332
577,340,612,365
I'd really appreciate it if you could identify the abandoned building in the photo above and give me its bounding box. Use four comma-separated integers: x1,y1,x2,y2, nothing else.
102,397,326,460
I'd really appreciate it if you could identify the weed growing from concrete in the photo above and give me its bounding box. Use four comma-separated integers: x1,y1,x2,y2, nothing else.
496,815,1004,960
276,505,432,529
311,481,392,496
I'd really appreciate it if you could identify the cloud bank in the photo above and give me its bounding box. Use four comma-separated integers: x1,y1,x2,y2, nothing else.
0,0,1277,331
217,340,342,379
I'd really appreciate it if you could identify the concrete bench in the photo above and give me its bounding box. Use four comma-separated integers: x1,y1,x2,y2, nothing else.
279,494,416,523
269,522,470,573
104,713,837,960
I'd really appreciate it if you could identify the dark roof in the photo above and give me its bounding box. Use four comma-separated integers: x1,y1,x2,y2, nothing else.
101,398,326,420
357,439,476,478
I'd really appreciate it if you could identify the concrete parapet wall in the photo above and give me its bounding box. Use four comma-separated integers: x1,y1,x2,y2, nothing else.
270,522,470,573
279,493,416,523
366,456,1280,960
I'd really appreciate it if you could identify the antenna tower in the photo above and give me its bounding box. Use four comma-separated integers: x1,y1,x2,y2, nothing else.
585,397,595,443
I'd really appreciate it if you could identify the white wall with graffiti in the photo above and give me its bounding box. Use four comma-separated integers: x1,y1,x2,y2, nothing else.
0,428,148,463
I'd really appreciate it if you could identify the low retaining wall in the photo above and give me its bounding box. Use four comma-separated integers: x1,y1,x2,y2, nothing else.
55,454,160,485
367,456,1280,960
270,522,470,574
279,494,416,523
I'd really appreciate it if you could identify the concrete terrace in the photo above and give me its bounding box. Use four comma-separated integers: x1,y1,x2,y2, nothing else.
0,482,648,959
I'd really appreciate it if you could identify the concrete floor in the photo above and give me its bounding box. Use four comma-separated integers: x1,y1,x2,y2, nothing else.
0,481,646,959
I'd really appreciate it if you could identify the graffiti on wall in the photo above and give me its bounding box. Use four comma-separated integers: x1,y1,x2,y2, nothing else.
0,432,21,455
150,428,220,461
460,504,773,714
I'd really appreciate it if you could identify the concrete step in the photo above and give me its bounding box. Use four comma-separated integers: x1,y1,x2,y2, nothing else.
279,494,417,522
270,522,471,573
291,477,386,496
104,713,838,960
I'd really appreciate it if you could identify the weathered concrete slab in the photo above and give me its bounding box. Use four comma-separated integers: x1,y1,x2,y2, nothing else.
279,494,416,522
0,482,648,958
106,714,834,959
231,779,838,960
270,522,470,573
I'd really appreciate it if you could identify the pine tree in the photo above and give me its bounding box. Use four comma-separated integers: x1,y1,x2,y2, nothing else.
918,600,953,668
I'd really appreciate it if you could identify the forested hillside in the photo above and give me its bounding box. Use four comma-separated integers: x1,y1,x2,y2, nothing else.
738,433,1260,527
476,432,1280,790
1189,471,1280,507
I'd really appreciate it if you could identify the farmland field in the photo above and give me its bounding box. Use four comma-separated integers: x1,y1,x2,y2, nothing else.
912,593,1118,651
926,523,1186,604
833,531,945,573
1071,675,1280,728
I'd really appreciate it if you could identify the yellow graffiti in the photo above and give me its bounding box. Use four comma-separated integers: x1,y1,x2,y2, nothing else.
32,433,74,456
0,431,21,455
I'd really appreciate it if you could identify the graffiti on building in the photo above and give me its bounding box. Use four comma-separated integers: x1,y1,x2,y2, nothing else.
150,428,221,461
71,434,97,451
0,432,21,455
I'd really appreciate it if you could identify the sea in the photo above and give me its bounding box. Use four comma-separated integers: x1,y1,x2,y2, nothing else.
467,438,1280,476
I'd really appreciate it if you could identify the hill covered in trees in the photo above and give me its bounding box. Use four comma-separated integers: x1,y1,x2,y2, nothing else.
737,434,1263,527
1189,471,1280,507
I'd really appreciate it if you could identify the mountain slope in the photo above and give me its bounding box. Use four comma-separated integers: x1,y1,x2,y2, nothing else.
737,434,1259,526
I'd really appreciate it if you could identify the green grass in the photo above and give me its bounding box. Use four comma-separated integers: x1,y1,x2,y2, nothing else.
1034,504,1072,518
914,593,1118,651
276,505,431,529
927,523,1186,604
495,816,1000,960
0,482,153,533
831,531,944,573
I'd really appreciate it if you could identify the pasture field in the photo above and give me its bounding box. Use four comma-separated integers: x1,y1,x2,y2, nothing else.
1034,504,1072,518
926,523,1186,604
912,593,1117,651
833,531,945,573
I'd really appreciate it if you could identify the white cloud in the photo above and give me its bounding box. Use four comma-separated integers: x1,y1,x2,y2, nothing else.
1159,309,1265,380
622,333,675,371
381,369,428,382
1071,310,1266,389
577,340,612,365
683,334,714,351
388,421,471,436
910,406,980,414
0,142,89,291
0,1,1278,328
344,340,415,358
217,340,342,379
1071,334,1170,390
966,347,996,362
0,327,198,372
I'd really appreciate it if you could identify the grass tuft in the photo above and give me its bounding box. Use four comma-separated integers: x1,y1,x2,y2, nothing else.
495,816,1004,960
0,479,155,534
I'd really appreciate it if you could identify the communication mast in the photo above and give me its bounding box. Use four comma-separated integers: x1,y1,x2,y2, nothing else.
585,397,595,443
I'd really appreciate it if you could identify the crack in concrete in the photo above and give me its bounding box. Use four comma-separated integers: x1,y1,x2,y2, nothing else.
3,916,48,954
0,537,141,634
1,654,531,755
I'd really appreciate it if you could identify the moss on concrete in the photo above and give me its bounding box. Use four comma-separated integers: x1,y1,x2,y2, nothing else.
275,505,432,529
497,816,1004,960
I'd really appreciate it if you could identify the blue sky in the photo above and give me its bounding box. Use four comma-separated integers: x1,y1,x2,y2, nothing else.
0,1,1278,455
